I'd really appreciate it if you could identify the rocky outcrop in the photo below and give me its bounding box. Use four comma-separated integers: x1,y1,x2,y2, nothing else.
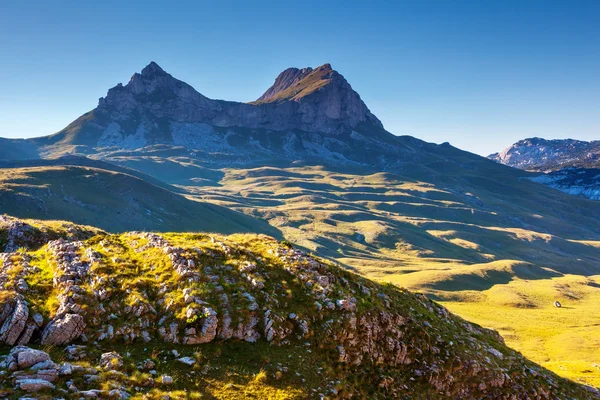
256,67,314,102
490,137,600,171
41,313,86,345
0,346,128,397
39,239,89,345
0,298,29,345
2,346,51,370
99,352,123,371
16,378,55,392
0,217,36,253
0,226,598,399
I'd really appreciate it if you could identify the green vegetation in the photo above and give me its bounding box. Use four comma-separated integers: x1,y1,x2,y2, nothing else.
0,165,279,235
180,164,600,387
0,219,597,398
2,155,600,388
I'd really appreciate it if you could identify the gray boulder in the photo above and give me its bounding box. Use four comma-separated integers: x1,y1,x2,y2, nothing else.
0,299,28,345
3,346,51,370
16,378,55,392
41,313,86,345
99,352,123,371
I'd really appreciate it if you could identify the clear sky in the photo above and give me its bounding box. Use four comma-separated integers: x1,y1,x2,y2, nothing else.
1,0,598,155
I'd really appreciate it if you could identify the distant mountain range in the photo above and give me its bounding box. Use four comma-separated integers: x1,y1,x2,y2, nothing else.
489,137,600,170
490,138,600,200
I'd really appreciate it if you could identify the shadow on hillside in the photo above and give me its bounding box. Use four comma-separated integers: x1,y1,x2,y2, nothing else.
424,264,564,293
0,164,282,239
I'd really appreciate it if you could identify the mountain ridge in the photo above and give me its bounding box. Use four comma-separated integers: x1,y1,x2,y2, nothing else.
489,137,600,170
489,137,600,200
31,61,383,154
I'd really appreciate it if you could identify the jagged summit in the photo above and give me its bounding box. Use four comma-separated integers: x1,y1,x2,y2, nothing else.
256,66,315,102
140,61,167,76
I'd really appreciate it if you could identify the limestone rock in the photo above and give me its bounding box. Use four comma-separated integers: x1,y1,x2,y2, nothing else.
5,346,51,370
41,313,86,345
99,352,123,371
0,299,29,345
16,378,55,392
177,356,196,366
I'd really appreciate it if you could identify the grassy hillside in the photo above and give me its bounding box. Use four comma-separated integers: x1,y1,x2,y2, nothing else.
179,164,600,387
0,217,597,399
0,164,278,236
0,138,40,160
1,154,599,387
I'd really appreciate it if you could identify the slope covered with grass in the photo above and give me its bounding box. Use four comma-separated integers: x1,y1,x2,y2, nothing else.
0,164,279,236
0,217,598,399
180,163,600,386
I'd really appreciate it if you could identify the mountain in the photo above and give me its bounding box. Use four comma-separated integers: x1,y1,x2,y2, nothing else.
32,62,389,164
490,138,600,200
489,137,600,170
3,62,600,387
0,216,597,399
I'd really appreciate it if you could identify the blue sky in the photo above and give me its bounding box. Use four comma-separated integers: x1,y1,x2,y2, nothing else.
0,0,598,155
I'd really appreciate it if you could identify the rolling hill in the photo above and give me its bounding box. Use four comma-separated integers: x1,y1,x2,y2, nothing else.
0,161,278,235
0,217,597,399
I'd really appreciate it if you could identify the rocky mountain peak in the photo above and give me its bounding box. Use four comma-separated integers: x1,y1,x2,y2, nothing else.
140,61,167,77
252,63,383,130
255,63,341,104
489,137,600,170
98,62,215,116
50,61,386,151
256,67,314,101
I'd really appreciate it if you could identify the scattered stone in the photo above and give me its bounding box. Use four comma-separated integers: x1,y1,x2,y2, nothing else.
16,378,55,392
41,313,86,345
177,356,196,366
99,352,123,371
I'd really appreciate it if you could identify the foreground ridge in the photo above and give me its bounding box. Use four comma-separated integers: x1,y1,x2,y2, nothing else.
0,216,597,399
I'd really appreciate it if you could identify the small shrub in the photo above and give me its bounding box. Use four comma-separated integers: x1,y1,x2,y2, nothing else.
253,369,268,384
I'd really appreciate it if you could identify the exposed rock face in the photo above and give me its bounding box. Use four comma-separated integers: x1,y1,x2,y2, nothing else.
490,137,600,170
253,64,382,132
256,67,314,101
31,62,395,166
490,138,600,200
529,167,600,200
99,352,123,371
0,298,29,345
41,313,86,345
3,346,51,370
0,225,598,399
16,378,55,392
96,62,382,136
